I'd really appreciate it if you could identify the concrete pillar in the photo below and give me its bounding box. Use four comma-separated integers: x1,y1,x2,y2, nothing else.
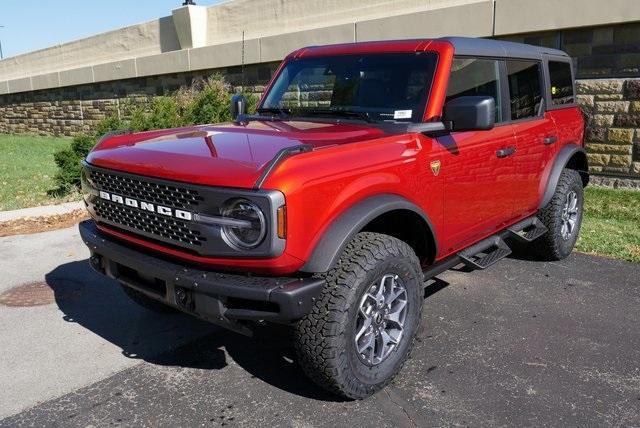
172,5,209,49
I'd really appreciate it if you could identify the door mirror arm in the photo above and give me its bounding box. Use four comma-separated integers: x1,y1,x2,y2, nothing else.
231,94,248,124
407,121,449,135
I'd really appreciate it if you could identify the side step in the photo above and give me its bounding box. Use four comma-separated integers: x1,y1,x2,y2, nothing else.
458,235,512,270
507,217,548,243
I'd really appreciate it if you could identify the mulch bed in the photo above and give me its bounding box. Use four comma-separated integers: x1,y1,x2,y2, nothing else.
0,209,89,237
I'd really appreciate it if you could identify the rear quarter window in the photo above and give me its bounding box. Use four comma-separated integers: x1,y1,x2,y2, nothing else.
548,61,575,106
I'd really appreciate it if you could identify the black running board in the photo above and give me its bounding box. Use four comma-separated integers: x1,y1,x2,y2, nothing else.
422,215,545,280
458,235,512,270
507,217,548,243
455,216,546,271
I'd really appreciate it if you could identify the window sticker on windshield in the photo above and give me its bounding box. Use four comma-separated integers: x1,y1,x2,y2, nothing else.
394,110,413,119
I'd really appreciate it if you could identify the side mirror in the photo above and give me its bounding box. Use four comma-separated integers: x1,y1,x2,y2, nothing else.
230,94,247,121
443,96,495,132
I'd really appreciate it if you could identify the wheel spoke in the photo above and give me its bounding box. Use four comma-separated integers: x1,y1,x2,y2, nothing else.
386,287,405,306
355,316,372,342
569,193,577,211
380,330,398,350
385,300,407,326
359,299,373,317
375,275,390,302
357,329,375,354
368,340,376,362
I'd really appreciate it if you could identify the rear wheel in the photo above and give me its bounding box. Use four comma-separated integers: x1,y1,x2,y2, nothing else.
293,232,423,399
531,169,584,260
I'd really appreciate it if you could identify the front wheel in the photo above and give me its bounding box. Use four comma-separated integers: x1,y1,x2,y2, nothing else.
293,232,424,399
531,169,584,260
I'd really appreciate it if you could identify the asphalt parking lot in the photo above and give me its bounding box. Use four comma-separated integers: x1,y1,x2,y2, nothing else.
0,225,639,427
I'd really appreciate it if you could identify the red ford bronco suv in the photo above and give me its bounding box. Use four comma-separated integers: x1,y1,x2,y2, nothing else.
80,37,588,399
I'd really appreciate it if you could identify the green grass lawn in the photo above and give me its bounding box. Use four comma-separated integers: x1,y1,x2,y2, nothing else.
0,134,79,211
577,187,640,263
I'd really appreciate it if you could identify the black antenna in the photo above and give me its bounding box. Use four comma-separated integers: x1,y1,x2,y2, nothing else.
0,26,4,60
241,30,246,90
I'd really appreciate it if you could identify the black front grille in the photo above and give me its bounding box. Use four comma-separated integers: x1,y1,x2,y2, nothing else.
83,163,282,258
93,199,206,247
90,170,203,210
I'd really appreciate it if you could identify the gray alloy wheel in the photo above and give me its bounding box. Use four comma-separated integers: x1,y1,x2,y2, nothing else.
560,190,579,241
355,274,408,366
531,169,584,261
293,232,423,399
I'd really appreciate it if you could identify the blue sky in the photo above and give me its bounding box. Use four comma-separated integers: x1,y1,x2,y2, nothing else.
0,0,221,59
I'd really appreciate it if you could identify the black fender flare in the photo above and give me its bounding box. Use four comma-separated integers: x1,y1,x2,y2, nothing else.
539,144,589,209
299,194,437,273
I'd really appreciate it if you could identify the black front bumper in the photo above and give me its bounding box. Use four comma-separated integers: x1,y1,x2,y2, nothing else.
79,220,324,335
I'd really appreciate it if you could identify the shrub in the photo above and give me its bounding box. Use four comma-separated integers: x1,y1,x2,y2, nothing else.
52,74,258,194
52,134,97,192
129,97,185,131
94,115,125,137
181,75,233,125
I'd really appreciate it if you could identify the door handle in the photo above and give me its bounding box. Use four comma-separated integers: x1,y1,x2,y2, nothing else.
543,135,558,145
496,146,516,158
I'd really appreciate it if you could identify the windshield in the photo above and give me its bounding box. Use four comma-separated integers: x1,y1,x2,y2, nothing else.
260,52,438,123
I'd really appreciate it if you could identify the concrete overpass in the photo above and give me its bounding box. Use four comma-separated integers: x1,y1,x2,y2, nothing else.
0,0,638,94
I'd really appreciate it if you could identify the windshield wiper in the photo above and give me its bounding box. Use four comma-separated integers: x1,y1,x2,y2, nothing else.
302,109,375,123
255,107,291,118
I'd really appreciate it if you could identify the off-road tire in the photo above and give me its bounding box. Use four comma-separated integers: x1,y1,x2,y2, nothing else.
121,284,178,314
293,232,423,399
531,169,584,260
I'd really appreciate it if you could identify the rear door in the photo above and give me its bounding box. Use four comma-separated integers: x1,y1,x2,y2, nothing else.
507,59,558,218
437,57,518,253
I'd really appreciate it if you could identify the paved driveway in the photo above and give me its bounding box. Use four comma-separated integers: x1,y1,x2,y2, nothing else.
0,225,639,427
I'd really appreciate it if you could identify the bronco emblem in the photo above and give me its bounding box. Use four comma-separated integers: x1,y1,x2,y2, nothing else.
98,190,193,221
430,160,441,176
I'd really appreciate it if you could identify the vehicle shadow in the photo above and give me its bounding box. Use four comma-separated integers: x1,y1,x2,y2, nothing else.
45,259,336,400
46,259,453,402
505,240,546,261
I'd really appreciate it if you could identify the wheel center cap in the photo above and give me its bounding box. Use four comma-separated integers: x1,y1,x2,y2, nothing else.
374,312,384,324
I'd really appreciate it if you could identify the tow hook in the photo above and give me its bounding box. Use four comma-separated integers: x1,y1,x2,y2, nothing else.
89,254,104,274
175,286,195,311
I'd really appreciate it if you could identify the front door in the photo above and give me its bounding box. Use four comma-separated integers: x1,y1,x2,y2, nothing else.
437,57,519,254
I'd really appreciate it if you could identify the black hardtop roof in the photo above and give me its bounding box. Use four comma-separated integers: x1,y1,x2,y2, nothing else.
440,37,570,60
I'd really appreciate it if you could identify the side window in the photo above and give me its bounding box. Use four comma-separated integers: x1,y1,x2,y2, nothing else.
548,61,575,106
506,60,543,120
446,58,503,123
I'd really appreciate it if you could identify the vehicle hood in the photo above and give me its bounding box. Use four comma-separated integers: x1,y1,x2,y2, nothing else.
86,120,387,188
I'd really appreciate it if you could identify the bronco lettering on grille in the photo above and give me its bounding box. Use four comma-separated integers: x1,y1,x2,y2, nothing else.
99,191,193,221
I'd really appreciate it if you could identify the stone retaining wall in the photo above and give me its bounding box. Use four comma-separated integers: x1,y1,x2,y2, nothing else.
0,63,275,136
1,69,640,180
577,78,640,178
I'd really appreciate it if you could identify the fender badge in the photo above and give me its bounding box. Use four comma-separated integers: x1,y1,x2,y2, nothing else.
430,160,441,176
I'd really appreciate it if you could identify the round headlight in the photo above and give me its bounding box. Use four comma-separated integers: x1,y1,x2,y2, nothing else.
221,199,266,250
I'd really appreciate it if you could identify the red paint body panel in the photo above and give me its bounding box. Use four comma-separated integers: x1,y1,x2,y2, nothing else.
85,39,585,275
87,121,387,188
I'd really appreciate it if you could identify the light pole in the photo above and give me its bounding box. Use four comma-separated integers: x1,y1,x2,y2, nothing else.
0,26,4,60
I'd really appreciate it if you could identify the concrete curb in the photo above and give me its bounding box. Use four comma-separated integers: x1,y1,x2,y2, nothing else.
0,201,85,223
